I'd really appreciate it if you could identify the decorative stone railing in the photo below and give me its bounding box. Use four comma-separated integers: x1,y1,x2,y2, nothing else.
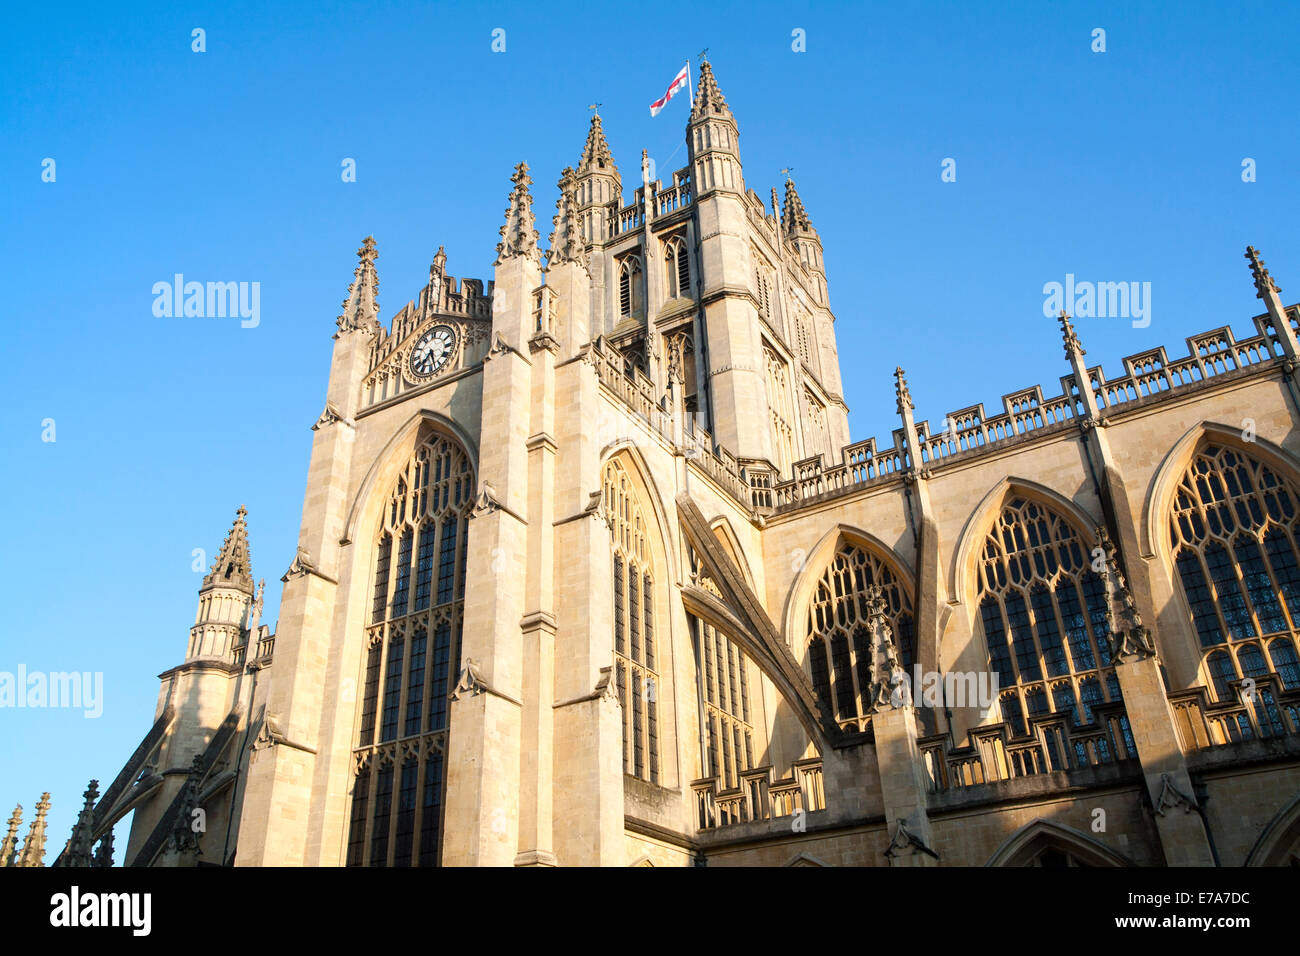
692,759,825,831
1168,677,1300,751
582,338,754,509
761,305,1300,516
919,703,1137,794
604,168,694,237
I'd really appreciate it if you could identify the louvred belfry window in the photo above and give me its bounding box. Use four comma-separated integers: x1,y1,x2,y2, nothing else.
604,457,660,784
1169,444,1300,737
347,431,473,866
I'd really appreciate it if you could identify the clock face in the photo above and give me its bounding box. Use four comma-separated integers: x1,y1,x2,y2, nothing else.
410,325,457,377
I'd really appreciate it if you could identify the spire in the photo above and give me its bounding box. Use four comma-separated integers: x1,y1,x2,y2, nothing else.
547,166,587,270
1246,245,1281,299
0,805,21,867
579,112,617,176
1059,310,1084,358
203,505,255,595
337,236,381,333
58,780,99,867
894,367,913,413
781,176,813,236
17,793,50,867
495,162,541,265
691,59,732,121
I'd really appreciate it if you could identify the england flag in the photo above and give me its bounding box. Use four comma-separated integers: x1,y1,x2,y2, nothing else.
650,62,690,117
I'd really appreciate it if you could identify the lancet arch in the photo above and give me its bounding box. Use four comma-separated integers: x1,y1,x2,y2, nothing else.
1153,430,1300,731
343,423,475,867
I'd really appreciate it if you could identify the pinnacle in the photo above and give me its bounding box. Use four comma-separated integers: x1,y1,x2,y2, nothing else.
547,166,587,270
496,161,541,265
691,60,731,121
337,236,381,332
1246,245,1281,299
1058,310,1085,359
579,112,617,175
203,505,255,595
782,177,813,236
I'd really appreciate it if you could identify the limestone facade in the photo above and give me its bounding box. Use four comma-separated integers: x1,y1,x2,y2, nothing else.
89,63,1300,868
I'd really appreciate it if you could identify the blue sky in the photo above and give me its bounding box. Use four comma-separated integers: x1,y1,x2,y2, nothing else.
2,0,1297,853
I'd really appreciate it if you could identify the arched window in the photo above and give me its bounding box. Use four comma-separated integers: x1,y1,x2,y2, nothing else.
974,498,1133,764
618,255,644,317
691,614,754,790
347,431,473,866
763,347,794,476
1170,444,1300,724
805,542,915,733
604,458,660,784
803,388,827,461
664,237,691,299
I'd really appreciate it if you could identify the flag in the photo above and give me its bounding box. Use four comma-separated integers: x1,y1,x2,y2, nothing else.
650,62,690,117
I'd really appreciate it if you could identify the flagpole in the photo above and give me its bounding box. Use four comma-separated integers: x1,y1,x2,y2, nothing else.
687,59,694,110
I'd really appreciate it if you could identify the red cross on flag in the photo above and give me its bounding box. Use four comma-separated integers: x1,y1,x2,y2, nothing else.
650,62,690,117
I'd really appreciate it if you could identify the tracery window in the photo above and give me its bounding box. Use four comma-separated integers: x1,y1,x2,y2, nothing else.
806,542,915,733
690,616,754,789
665,236,691,299
975,498,1134,767
803,388,828,461
1169,445,1300,731
346,432,473,866
605,458,660,784
619,254,645,317
763,346,795,477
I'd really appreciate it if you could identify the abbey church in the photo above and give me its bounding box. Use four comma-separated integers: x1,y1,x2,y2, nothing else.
31,61,1300,867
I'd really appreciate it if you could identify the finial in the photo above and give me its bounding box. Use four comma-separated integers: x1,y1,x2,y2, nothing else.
1059,310,1084,358
894,366,913,413
698,47,709,62
1246,245,1281,299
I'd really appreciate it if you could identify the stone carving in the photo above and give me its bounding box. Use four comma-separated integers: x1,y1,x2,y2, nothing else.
1153,772,1198,816
884,818,939,860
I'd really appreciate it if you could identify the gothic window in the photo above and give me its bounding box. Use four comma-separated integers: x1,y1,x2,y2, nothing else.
690,615,754,789
619,254,645,317
763,346,795,476
805,542,915,733
803,388,828,460
665,236,691,299
605,458,660,784
1169,444,1300,716
346,431,474,867
975,498,1131,753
